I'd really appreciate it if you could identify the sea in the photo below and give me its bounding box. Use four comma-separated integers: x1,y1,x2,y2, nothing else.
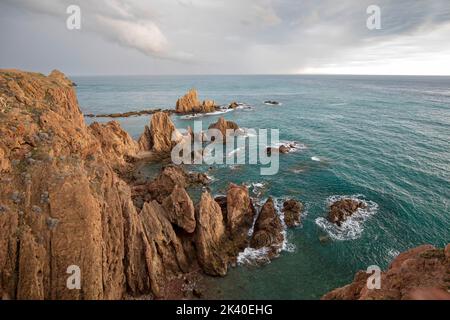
73,74,450,299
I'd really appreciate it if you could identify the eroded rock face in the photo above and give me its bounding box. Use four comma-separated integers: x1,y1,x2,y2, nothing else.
322,244,450,300
208,117,239,142
283,199,303,227
175,89,217,114
327,198,367,226
195,192,227,276
250,198,284,255
89,121,138,168
162,185,196,233
0,70,138,299
144,165,209,203
140,201,190,297
226,183,255,236
138,112,181,153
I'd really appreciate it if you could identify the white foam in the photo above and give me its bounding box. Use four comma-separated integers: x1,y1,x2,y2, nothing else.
315,195,378,241
237,197,297,266
311,156,321,162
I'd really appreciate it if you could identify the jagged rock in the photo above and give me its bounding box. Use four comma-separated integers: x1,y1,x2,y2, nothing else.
250,198,284,255
322,244,450,300
283,199,303,227
228,102,239,109
175,89,217,114
195,191,227,276
207,117,239,142
145,165,209,203
226,183,255,236
162,185,196,233
138,112,182,153
327,198,367,226
140,201,189,297
89,121,138,167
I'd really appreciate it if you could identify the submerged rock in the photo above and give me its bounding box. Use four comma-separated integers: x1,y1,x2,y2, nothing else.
327,198,367,226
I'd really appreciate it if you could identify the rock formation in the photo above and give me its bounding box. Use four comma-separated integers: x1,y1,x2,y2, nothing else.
327,198,367,226
175,89,217,114
138,111,182,153
207,117,239,142
283,199,303,227
322,244,450,300
161,185,196,233
0,70,255,300
195,191,228,276
250,198,284,256
225,183,255,237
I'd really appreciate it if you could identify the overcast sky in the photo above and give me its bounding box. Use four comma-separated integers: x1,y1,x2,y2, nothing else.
1,0,450,76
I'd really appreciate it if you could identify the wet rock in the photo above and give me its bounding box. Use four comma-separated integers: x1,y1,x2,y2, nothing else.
283,199,303,227
327,198,367,226
250,198,284,255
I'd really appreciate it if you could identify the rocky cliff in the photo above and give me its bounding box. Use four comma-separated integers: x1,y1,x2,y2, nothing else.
322,244,450,300
0,70,285,300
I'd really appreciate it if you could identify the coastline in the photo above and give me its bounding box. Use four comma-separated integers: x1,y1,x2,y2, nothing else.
1,69,449,300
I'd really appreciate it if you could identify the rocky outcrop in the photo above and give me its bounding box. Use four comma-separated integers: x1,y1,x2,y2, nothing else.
140,201,190,298
322,244,450,300
138,111,182,153
175,89,217,114
195,192,228,276
225,183,255,237
327,198,367,226
283,199,303,227
89,121,138,168
162,185,196,233
250,198,284,256
207,117,239,142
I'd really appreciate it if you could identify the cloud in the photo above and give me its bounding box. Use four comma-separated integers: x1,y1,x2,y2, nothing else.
3,0,172,59
1,0,450,74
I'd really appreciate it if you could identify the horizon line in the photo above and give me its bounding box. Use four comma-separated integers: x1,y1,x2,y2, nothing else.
68,73,450,77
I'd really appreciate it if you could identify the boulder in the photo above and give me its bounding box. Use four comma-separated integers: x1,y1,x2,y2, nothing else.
283,199,303,227
327,198,367,226
250,198,284,254
195,191,228,276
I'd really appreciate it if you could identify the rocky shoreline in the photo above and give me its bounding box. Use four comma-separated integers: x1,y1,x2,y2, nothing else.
0,69,448,300
0,70,301,299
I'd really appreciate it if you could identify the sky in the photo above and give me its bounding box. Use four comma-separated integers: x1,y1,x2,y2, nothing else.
1,0,450,76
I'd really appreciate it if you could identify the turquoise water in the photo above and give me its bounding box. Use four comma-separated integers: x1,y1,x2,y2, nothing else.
74,75,450,299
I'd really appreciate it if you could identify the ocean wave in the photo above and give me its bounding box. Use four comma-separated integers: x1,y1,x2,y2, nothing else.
311,156,321,162
237,197,296,266
315,195,378,241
